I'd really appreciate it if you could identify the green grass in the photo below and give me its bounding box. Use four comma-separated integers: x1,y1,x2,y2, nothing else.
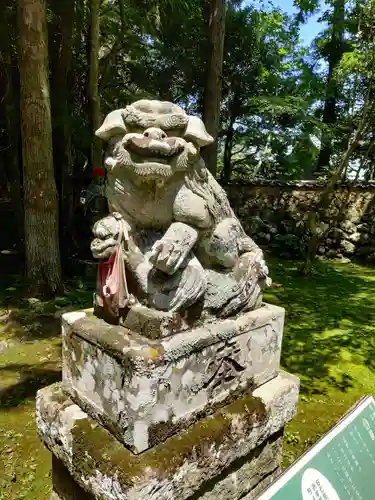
1,257,375,497
264,258,375,466
0,262,94,500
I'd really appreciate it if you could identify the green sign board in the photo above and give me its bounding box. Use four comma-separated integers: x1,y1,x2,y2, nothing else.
258,396,375,500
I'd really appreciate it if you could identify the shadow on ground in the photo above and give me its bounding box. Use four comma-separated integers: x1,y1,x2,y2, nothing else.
265,258,375,395
0,363,61,408
0,252,94,342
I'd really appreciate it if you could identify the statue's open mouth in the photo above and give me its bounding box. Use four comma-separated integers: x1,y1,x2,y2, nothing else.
127,136,185,158
115,135,198,178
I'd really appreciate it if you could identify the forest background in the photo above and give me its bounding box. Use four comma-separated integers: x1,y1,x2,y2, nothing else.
1,0,374,292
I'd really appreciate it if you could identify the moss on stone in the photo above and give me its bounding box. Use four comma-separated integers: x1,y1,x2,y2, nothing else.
72,316,165,367
148,420,174,448
49,383,70,406
38,384,75,428
148,377,257,448
72,419,143,487
46,383,79,414
70,391,267,490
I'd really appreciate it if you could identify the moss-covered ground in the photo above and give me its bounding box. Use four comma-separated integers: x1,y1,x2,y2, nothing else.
263,258,375,467
1,254,375,498
0,254,93,499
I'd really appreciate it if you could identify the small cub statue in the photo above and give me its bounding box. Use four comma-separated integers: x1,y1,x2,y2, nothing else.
91,100,270,321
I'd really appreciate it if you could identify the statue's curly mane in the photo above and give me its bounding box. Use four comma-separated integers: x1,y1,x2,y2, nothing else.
184,158,234,224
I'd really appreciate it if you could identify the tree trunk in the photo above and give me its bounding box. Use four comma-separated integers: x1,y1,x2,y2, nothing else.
50,0,75,262
301,114,369,276
99,0,127,89
3,70,24,246
88,0,102,172
202,0,227,177
316,0,345,175
0,34,24,246
221,115,235,185
17,0,62,294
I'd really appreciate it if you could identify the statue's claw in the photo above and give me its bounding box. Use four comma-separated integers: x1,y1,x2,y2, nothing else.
219,277,262,318
169,257,207,312
218,250,267,318
149,239,185,275
149,223,198,276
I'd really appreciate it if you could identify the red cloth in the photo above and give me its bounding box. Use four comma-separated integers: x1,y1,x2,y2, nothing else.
92,167,106,177
98,253,116,296
96,245,130,317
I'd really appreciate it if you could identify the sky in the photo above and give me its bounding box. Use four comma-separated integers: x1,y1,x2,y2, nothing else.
247,0,325,47
277,0,323,45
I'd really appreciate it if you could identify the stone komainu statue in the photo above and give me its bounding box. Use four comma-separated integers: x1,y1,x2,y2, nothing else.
91,100,270,320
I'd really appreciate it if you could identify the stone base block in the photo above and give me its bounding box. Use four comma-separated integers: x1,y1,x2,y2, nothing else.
241,468,282,500
37,371,299,500
48,436,282,500
187,432,283,500
62,303,285,453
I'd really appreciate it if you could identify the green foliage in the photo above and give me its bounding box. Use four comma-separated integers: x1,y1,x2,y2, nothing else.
275,233,302,254
2,0,375,272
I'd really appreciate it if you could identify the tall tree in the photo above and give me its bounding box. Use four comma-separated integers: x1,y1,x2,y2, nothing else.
300,0,375,273
0,2,23,243
88,0,102,172
202,0,227,176
17,0,62,293
49,0,75,257
301,108,371,275
316,0,346,174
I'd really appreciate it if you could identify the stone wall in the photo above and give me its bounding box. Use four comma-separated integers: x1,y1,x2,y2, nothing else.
227,180,375,261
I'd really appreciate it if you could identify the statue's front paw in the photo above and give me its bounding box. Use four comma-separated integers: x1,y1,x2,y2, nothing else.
149,239,187,275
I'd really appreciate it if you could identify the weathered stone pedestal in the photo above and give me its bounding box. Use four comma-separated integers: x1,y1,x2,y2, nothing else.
36,303,299,500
